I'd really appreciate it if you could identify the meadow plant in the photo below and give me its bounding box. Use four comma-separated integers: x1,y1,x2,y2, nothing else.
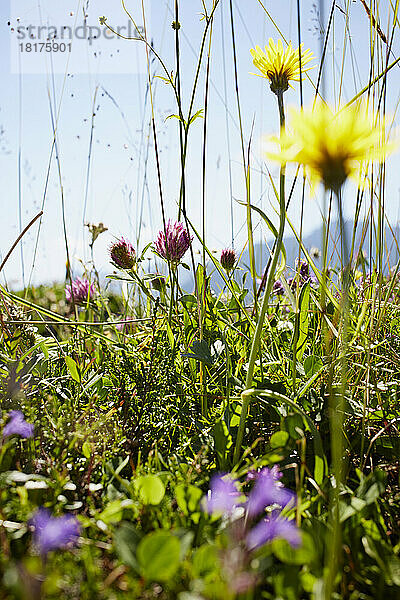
250,39,314,95
2,3,400,599
203,469,299,553
154,219,192,265
65,277,95,303
109,237,136,270
3,410,34,439
233,38,314,464
151,275,166,292
270,103,394,193
220,248,236,272
30,508,80,555
269,101,396,598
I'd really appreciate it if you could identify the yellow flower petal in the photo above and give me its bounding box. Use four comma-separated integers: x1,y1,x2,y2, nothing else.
250,39,315,94
267,103,396,193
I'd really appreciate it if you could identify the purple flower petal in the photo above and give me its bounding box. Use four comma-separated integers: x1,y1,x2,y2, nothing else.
246,468,295,517
272,280,285,296
296,259,310,281
65,277,95,303
154,220,192,264
220,248,236,272
203,474,241,515
30,508,80,555
246,515,301,550
3,411,34,439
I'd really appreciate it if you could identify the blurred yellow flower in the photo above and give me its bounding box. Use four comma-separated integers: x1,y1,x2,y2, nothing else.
250,39,314,95
268,103,395,192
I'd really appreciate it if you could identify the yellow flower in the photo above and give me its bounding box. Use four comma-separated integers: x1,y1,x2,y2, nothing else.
250,39,314,95
269,103,395,192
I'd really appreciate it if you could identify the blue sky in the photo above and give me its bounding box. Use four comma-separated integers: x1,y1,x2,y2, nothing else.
1,0,400,288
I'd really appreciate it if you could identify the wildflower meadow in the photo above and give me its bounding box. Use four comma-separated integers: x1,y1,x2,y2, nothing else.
1,1,400,599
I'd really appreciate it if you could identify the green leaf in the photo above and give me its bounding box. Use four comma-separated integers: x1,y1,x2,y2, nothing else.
244,166,256,287
165,113,183,123
137,530,181,581
213,420,233,470
188,109,204,125
196,263,206,295
179,294,197,310
237,200,287,277
154,75,172,85
82,441,92,459
313,454,326,487
134,475,165,505
39,341,49,360
284,414,305,440
166,322,175,350
272,532,315,565
98,500,130,524
270,430,290,449
138,242,153,262
192,544,219,577
304,355,323,377
357,468,386,503
65,356,80,383
182,340,213,366
114,522,142,571
230,400,242,428
296,283,310,361
175,484,203,517
362,535,400,585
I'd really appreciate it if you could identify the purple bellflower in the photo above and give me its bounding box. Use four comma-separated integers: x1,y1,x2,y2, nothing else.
246,467,295,518
204,473,241,515
3,411,34,439
30,508,80,555
246,513,301,550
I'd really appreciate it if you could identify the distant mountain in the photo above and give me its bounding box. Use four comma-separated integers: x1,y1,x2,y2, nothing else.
243,220,400,276
179,220,400,293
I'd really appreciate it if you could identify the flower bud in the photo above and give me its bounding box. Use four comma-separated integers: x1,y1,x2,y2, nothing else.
109,237,136,270
220,248,236,272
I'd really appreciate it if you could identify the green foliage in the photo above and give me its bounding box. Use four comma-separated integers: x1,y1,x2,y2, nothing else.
1,4,400,595
137,531,181,581
1,267,400,599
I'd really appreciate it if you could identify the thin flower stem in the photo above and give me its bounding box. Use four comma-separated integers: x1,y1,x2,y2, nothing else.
199,14,214,420
233,92,286,465
0,211,43,275
168,266,177,326
324,189,349,600
229,0,257,304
